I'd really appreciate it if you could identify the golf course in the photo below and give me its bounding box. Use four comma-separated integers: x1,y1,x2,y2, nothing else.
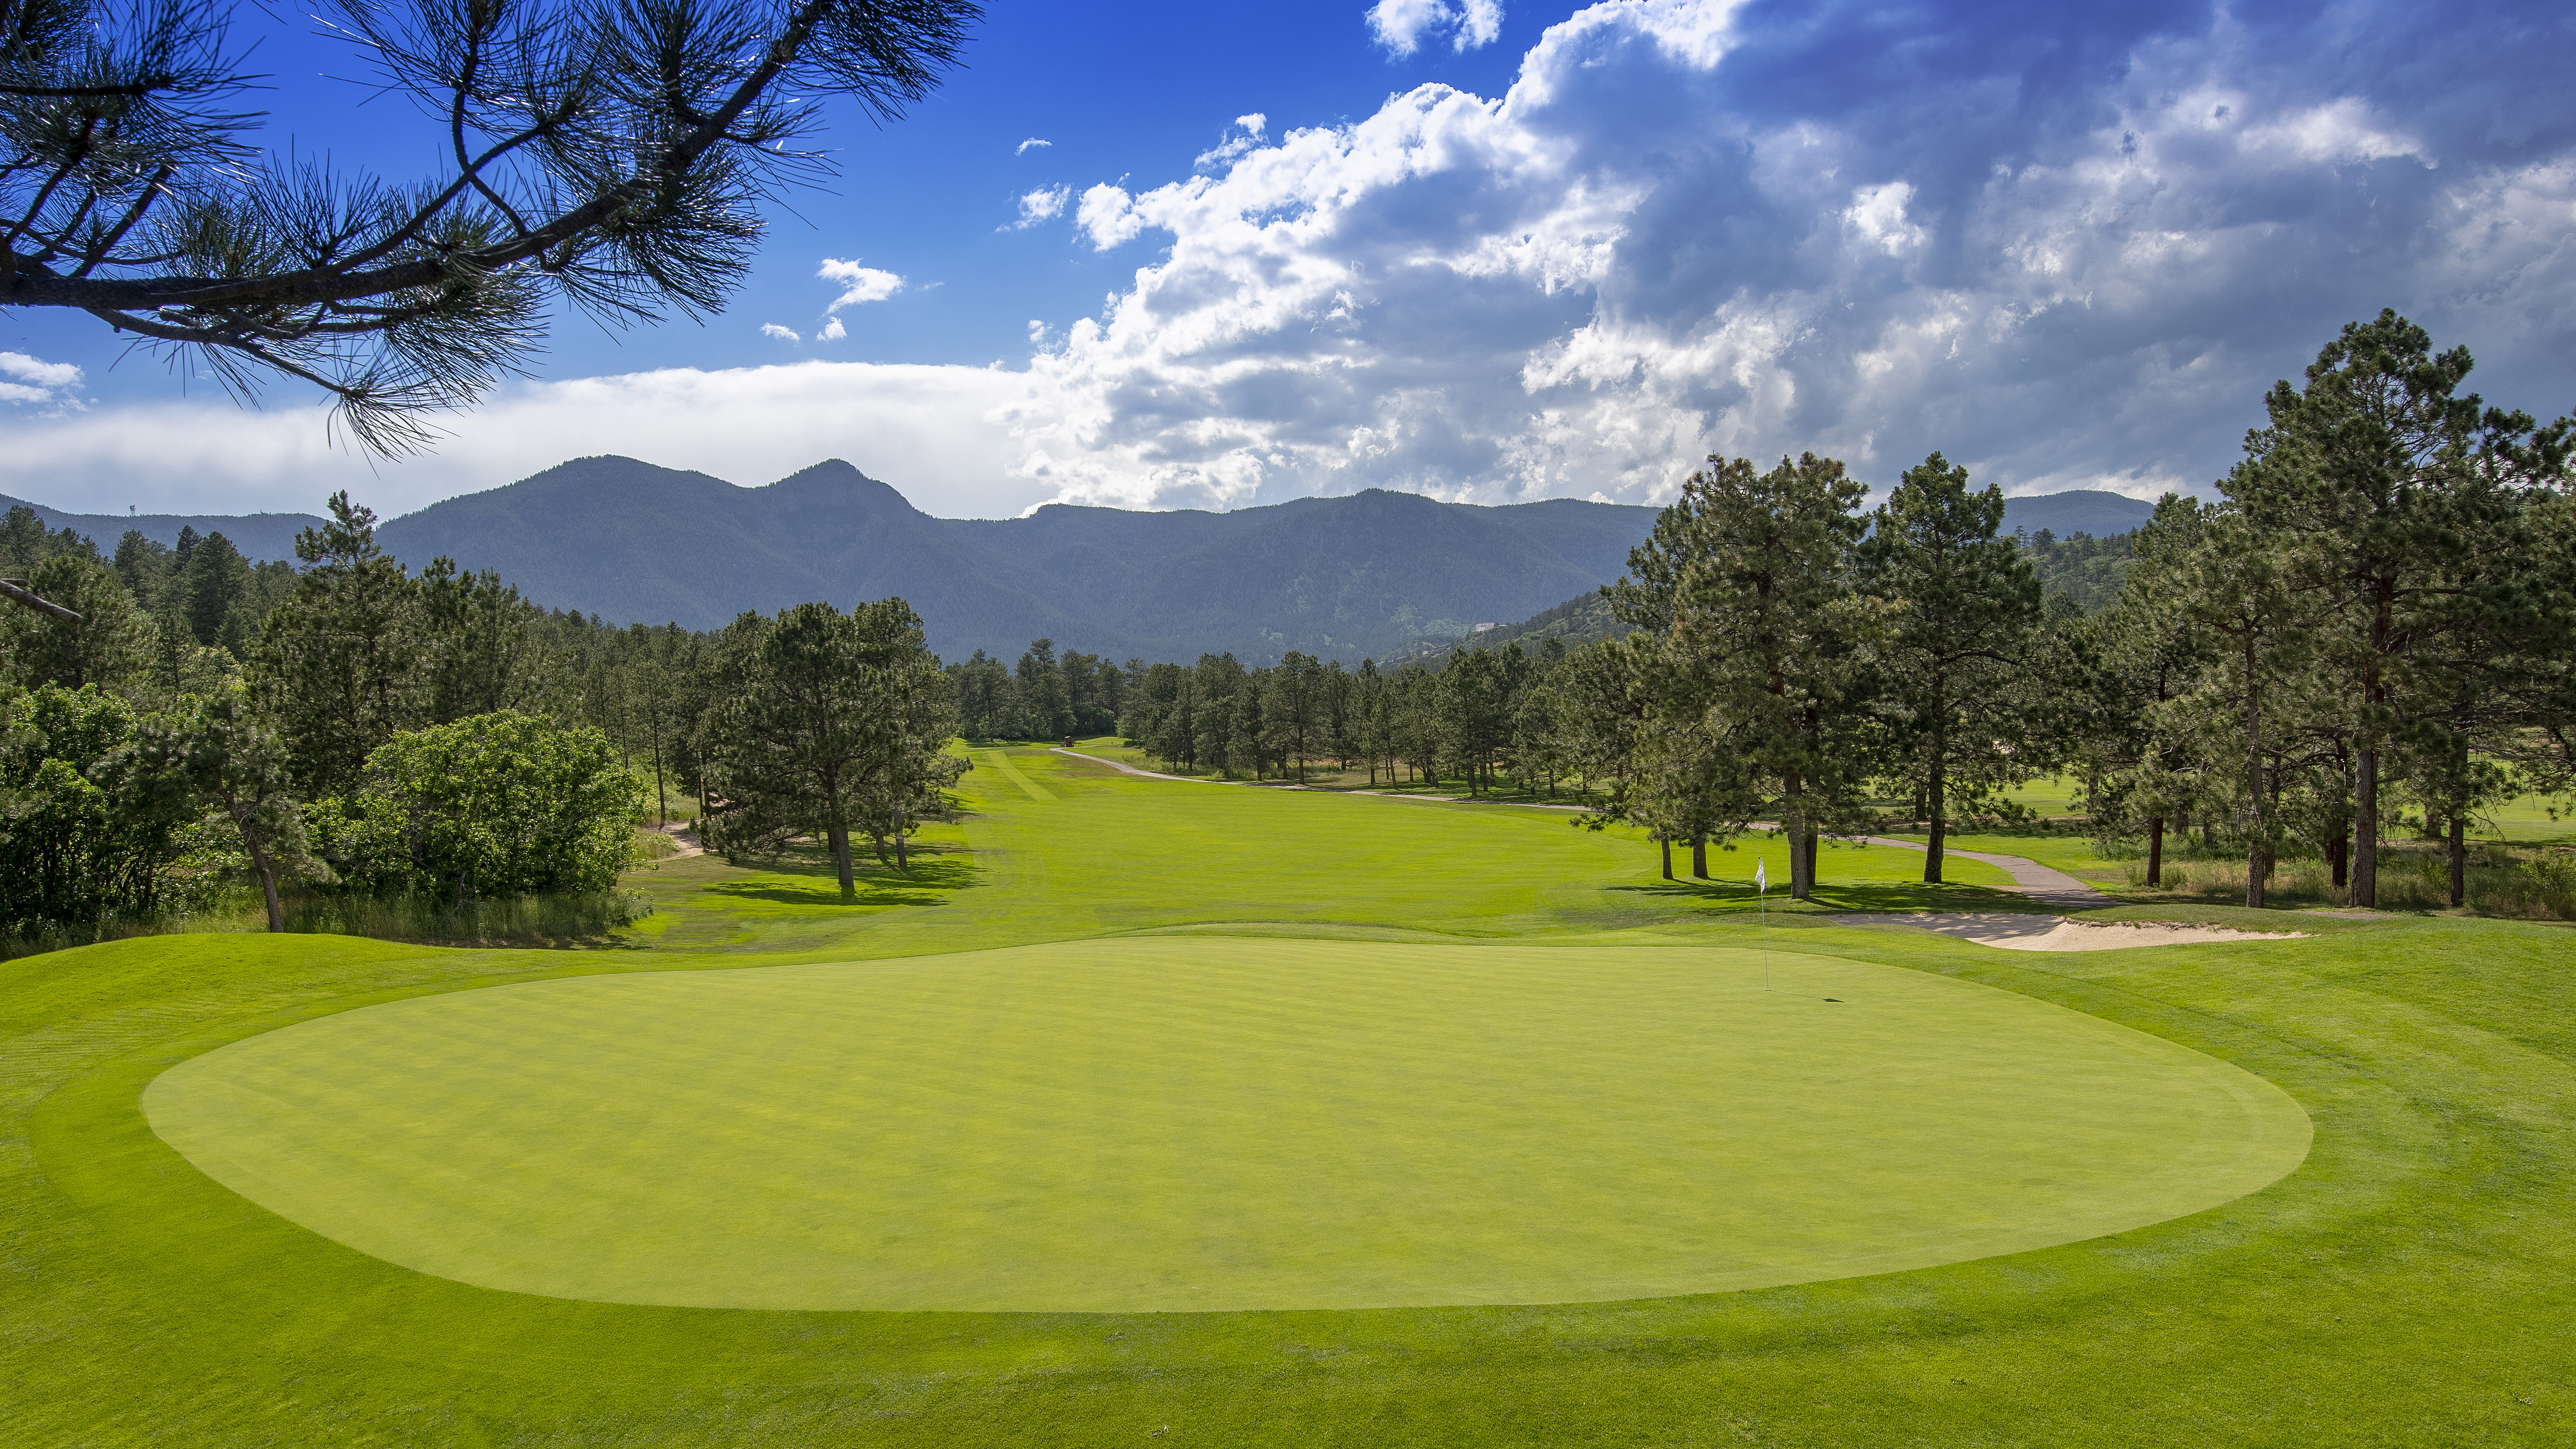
5,746,2572,1444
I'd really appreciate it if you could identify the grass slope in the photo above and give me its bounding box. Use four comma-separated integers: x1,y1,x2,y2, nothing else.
2,745,2572,1445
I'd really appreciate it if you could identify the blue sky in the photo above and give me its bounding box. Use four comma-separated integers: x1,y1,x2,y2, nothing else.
5,0,2573,520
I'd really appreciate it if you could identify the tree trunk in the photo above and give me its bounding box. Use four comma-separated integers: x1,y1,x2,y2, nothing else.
649,714,667,825
1805,828,1818,888
2328,829,2348,888
894,787,909,870
1661,839,1673,880
829,821,855,896
2146,815,2164,887
244,832,285,932
1923,733,1948,884
2243,637,2265,910
2352,747,2379,908
1786,775,1813,901
1691,837,1708,879
2448,813,2466,908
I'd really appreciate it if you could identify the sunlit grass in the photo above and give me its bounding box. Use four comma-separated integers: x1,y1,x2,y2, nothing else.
4,739,2574,1445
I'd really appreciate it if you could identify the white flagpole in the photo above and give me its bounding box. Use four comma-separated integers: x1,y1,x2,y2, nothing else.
1756,857,1769,991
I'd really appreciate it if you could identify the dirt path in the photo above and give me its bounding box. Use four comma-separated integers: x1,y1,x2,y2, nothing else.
645,822,704,860
1841,835,2110,909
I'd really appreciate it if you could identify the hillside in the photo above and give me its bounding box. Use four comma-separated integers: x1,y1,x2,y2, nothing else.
1402,490,2162,660
2000,490,2155,537
371,457,1665,665
10,463,2164,664
0,495,324,563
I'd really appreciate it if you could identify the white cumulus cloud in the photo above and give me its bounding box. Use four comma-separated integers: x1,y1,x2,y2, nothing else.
1076,183,1147,250
760,323,802,342
12,0,2572,534
817,258,904,312
1369,0,1504,56
0,351,84,408
997,0,2574,511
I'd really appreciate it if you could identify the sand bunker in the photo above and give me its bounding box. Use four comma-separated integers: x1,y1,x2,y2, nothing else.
1835,913,2307,952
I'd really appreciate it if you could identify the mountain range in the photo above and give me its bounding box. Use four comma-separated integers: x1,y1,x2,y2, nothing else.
4,461,2158,666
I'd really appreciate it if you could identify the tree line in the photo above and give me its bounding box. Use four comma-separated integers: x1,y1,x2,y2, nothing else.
9,310,2563,937
1,494,964,944
1088,313,2576,911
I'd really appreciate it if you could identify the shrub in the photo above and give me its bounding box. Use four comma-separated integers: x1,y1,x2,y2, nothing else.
0,684,199,934
313,711,639,899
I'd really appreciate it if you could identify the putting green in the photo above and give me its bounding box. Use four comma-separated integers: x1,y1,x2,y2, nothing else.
143,938,2308,1313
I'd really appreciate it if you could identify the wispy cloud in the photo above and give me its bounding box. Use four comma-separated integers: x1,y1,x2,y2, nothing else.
1368,0,1502,57
1004,183,1072,231
760,324,802,343
1195,114,1269,169
1016,137,1052,155
0,363,1036,519
817,258,904,311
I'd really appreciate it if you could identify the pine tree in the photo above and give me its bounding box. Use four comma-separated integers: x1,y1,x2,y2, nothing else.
249,493,417,798
1857,453,2042,883
702,602,880,898
2226,311,2572,906
1614,454,1876,900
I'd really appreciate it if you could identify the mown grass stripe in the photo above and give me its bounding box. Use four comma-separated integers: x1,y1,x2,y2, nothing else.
979,750,1054,800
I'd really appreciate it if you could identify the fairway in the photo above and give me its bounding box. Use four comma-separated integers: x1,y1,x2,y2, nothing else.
144,935,2307,1313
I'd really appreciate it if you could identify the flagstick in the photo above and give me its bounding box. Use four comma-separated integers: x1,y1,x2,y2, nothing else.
1757,856,1770,991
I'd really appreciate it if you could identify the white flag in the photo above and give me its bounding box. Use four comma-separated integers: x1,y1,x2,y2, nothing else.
1756,860,1767,893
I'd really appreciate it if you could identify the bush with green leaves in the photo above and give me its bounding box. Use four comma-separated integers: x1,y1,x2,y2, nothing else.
313,711,637,899
0,684,197,931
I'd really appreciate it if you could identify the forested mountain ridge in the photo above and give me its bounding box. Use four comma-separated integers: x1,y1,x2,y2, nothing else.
1995,490,2154,539
1396,505,2151,663
366,457,1664,665
8,461,2155,666
0,494,324,563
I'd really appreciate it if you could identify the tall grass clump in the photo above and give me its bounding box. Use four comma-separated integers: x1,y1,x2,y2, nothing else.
2123,843,2576,920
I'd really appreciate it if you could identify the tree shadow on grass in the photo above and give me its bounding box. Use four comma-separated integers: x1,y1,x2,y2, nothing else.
699,843,978,911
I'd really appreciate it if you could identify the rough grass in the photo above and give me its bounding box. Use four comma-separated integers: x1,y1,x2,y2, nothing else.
3,743,2573,1445
2118,842,2576,921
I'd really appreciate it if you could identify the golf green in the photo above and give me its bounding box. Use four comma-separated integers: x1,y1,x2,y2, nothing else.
143,936,2308,1313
